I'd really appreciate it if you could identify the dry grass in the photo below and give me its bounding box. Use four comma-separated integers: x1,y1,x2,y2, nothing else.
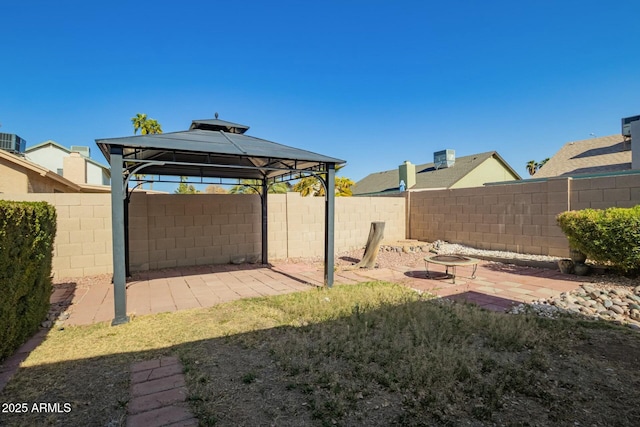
2,281,640,426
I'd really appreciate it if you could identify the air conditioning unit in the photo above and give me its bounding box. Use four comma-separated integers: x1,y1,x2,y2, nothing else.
70,145,90,157
434,149,455,169
0,133,26,154
622,115,640,137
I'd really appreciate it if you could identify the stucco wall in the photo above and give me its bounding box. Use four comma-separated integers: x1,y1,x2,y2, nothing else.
452,157,519,189
0,158,29,193
0,158,72,193
24,145,67,174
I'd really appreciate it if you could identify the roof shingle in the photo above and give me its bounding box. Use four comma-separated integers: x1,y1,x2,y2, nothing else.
535,135,631,178
353,151,507,195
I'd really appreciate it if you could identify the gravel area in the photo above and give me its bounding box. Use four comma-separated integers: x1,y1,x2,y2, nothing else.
332,240,560,268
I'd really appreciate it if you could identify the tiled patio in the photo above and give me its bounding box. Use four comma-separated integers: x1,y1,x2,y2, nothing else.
52,260,588,326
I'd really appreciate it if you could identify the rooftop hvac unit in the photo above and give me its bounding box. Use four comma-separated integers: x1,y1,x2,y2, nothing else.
622,115,640,137
70,145,90,157
0,133,26,154
434,149,455,169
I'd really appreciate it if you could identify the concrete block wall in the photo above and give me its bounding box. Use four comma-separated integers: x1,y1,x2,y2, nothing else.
570,173,640,210
268,193,407,259
409,179,571,257
0,192,405,277
334,196,406,253
2,170,637,278
129,192,405,270
409,172,640,258
128,194,262,271
0,193,113,278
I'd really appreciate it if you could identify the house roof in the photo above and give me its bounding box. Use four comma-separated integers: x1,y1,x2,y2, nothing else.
353,151,518,196
25,140,111,175
0,149,109,193
535,134,632,178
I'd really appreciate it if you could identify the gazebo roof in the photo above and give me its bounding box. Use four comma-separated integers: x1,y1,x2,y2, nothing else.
96,118,345,181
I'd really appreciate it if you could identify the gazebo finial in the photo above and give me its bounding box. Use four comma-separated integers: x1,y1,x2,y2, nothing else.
215,112,219,119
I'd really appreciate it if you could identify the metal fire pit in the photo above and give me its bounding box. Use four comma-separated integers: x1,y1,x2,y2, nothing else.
424,254,479,284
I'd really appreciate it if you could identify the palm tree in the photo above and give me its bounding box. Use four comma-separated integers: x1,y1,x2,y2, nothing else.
537,158,550,171
131,113,163,135
131,113,147,135
131,113,163,189
526,158,550,176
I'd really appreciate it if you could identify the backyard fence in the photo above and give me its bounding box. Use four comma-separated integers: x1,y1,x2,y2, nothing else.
1,170,638,278
408,171,640,258
0,192,405,278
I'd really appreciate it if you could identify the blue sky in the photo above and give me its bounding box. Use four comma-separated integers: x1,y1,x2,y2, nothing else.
2,0,639,189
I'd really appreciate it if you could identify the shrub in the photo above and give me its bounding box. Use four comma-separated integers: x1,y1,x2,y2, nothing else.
0,201,57,361
556,205,640,273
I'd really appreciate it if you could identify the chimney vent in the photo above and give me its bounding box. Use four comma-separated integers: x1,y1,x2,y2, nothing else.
398,160,416,190
70,145,90,158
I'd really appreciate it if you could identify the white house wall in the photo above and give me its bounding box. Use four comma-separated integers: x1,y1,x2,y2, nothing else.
25,145,68,174
86,162,109,185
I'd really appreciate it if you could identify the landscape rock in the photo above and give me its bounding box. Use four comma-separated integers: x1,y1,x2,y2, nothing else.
511,281,640,331
610,305,625,315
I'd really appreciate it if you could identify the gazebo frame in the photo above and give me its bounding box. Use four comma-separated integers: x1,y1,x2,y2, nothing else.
97,118,345,325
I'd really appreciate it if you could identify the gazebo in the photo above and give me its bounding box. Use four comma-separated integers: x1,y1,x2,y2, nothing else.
97,117,345,325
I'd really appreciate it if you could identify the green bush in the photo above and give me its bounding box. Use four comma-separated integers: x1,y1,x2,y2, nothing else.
556,205,640,273
0,201,57,361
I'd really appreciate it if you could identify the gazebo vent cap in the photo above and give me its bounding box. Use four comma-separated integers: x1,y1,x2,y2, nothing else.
190,118,250,134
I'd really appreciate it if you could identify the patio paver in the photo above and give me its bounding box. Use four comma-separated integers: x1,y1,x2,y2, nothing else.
127,357,197,427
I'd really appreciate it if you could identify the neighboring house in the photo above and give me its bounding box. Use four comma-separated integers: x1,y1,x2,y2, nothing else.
0,149,109,193
534,134,635,178
25,140,111,186
353,150,521,196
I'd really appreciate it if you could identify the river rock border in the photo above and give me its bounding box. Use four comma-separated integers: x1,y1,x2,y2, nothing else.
379,243,431,253
510,284,640,330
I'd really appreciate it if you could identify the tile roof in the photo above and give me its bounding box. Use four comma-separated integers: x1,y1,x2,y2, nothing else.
353,151,509,195
535,134,632,178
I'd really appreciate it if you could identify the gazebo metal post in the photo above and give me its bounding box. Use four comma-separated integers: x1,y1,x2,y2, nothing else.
261,178,269,265
109,147,130,325
324,163,336,287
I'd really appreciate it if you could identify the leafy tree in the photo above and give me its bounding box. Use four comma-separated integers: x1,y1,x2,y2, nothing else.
335,176,355,196
292,175,322,196
292,166,354,197
229,180,290,194
204,184,227,194
175,177,199,194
